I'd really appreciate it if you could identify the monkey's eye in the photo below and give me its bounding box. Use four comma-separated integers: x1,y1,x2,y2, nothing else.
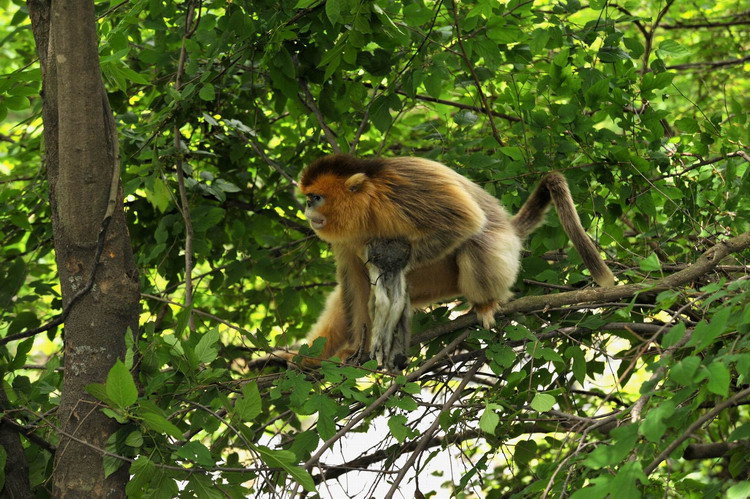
306,194,323,208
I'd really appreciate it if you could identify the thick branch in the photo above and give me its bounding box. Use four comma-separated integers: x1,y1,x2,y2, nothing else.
413,230,750,346
683,439,750,460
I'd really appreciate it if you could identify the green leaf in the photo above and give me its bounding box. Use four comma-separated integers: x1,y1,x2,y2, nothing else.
5,95,30,111
125,430,144,448
86,383,113,405
126,456,156,497
640,400,675,443
705,361,730,397
688,306,732,352
598,46,630,62
402,382,421,395
141,411,183,439
309,394,337,440
199,83,216,101
188,473,223,499
670,356,701,386
106,360,138,409
610,461,648,498
662,322,686,348
479,406,499,434
256,446,316,493
514,440,537,467
487,26,525,44
290,431,319,460
325,0,342,25
530,393,556,412
8,337,34,370
235,381,262,422
639,253,661,272
388,414,410,442
403,3,433,25
369,95,392,132
727,482,750,499
583,425,638,469
176,441,215,467
424,70,444,98
499,146,524,161
194,329,220,364
146,176,172,212
570,477,610,499
566,346,587,383
675,117,700,133
657,40,689,57
728,422,750,442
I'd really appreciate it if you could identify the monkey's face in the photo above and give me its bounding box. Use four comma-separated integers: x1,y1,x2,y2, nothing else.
300,172,370,243
304,193,327,230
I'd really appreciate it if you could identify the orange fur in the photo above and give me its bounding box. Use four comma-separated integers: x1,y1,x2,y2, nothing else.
293,154,613,365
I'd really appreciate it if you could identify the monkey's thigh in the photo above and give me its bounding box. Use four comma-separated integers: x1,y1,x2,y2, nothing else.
455,228,522,306
407,256,460,307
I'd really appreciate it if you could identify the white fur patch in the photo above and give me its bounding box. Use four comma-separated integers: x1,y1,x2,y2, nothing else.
366,254,411,371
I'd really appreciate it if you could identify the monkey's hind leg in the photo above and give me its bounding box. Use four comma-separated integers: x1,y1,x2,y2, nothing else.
456,227,522,329
365,239,412,372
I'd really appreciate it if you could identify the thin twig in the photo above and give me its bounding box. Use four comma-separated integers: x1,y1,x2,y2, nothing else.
173,1,199,331
641,0,676,74
668,54,750,70
299,79,341,154
384,360,483,498
304,329,472,473
644,386,750,474
451,1,504,146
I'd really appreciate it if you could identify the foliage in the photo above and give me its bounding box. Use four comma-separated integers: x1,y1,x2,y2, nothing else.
2,0,750,497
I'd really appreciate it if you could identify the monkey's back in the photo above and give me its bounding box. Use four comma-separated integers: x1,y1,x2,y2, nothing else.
382,157,514,237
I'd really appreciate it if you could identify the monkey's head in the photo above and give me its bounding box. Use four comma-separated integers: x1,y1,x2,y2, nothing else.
299,155,387,243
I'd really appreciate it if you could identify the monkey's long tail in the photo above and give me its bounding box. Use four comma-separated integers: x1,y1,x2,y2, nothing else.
511,172,615,287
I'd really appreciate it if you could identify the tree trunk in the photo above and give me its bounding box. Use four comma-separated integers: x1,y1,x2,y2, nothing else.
0,391,33,499
27,0,140,496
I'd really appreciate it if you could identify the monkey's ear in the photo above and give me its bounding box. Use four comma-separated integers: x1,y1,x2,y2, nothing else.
345,173,368,192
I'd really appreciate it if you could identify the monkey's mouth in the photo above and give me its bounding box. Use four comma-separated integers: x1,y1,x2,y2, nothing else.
308,217,326,230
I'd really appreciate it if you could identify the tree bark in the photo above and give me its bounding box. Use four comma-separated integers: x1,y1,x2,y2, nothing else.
27,0,140,496
0,391,33,499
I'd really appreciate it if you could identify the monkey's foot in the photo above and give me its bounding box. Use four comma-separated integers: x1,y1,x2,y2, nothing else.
473,301,500,329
